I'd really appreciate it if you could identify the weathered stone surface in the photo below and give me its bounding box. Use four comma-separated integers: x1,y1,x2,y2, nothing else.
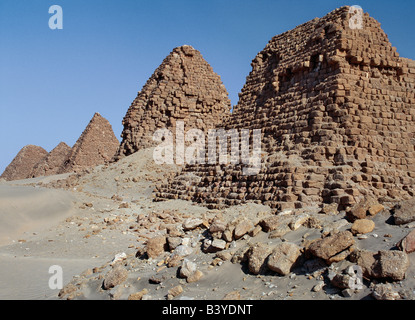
183,218,204,231
167,285,183,299
115,45,231,159
267,242,301,275
397,229,415,254
393,198,415,225
371,283,401,300
128,288,149,300
350,249,409,281
1,145,48,181
103,265,128,290
247,243,272,275
350,219,375,235
234,219,254,240
307,231,354,262
59,113,119,173
186,270,204,283
179,259,197,278
260,215,292,232
146,235,167,259
30,142,71,178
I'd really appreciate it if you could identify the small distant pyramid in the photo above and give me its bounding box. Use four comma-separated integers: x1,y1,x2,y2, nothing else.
59,112,119,173
115,45,231,159
30,142,72,178
0,145,48,181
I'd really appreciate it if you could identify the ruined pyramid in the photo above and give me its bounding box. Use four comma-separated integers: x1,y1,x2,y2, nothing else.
59,112,119,173
115,45,231,160
0,145,48,181
30,142,72,178
156,6,415,210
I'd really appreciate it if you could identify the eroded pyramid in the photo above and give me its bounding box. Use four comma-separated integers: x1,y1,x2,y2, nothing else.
30,142,72,178
60,113,119,173
156,6,415,210
1,145,48,181
115,45,231,159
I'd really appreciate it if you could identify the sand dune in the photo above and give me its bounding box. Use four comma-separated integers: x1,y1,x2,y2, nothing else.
0,184,75,246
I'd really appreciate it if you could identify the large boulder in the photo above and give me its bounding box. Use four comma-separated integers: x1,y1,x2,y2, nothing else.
247,243,272,275
307,231,355,263
393,198,415,225
349,249,409,281
267,242,302,276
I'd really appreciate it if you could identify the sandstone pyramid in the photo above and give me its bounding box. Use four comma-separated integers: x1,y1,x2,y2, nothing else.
59,112,119,173
30,142,72,178
156,6,415,210
115,45,231,159
1,145,48,181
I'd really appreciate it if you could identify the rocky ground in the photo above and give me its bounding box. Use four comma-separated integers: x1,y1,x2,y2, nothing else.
1,148,415,300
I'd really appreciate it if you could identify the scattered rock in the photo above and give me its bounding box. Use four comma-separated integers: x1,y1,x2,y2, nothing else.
247,243,272,275
397,229,415,254
167,285,183,300
307,231,354,263
350,219,375,235
222,291,241,300
179,259,197,278
350,249,409,281
103,265,128,290
234,219,254,240
267,242,302,276
128,288,149,300
371,283,401,300
186,270,204,283
393,198,415,225
312,281,325,292
183,218,204,231
260,215,292,232
346,197,380,222
146,235,168,259
211,239,227,251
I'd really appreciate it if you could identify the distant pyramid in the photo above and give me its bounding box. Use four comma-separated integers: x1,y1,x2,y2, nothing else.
1,145,48,181
30,142,71,178
60,113,119,173
115,45,231,159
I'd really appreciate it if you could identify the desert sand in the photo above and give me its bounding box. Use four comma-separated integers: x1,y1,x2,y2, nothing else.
1,147,414,301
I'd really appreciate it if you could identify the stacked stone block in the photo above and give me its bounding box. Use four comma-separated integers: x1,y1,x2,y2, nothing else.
115,45,231,160
156,6,415,210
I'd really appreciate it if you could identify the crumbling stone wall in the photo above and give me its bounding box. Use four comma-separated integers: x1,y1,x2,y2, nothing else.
156,6,415,210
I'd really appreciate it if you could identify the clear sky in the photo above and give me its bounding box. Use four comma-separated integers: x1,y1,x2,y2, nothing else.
1,0,414,174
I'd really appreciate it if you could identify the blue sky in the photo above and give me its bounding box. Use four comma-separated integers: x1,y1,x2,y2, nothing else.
1,0,414,174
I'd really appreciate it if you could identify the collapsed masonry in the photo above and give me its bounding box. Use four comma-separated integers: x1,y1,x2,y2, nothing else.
155,6,415,210
114,45,231,160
